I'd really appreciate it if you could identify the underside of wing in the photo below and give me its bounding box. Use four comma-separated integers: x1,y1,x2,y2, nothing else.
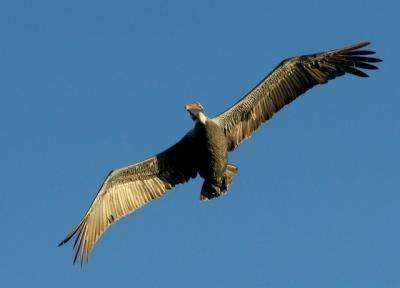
214,42,382,151
59,131,197,264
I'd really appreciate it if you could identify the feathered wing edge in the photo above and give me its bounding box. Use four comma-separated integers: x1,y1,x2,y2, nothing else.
214,42,382,151
58,130,197,265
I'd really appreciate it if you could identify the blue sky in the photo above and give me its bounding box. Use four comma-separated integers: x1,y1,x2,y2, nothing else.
1,0,398,287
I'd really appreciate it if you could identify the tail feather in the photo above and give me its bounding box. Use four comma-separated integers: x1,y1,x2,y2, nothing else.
225,164,238,182
200,182,222,201
200,164,238,201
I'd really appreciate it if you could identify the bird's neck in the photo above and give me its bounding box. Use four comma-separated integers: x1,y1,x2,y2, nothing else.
197,112,207,124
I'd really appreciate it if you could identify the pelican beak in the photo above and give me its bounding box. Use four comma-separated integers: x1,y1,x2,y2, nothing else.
185,104,194,111
185,103,202,111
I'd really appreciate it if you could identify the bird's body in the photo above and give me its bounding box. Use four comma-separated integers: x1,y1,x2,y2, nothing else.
194,117,225,179
196,118,227,180
59,42,381,264
193,115,237,200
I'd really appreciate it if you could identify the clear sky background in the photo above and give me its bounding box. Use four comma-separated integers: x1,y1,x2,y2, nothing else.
1,0,398,287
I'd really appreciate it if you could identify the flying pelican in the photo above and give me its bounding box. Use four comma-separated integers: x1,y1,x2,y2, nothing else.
59,42,381,264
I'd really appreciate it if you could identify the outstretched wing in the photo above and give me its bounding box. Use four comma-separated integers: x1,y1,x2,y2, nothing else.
214,42,381,151
59,130,197,264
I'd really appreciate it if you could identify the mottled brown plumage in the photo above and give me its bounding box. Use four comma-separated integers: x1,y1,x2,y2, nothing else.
59,42,381,265
215,42,381,150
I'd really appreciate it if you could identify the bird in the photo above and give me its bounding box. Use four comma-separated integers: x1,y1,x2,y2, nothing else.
59,42,381,264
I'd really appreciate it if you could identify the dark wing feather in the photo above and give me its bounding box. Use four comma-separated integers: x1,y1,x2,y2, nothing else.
59,130,197,264
214,42,381,151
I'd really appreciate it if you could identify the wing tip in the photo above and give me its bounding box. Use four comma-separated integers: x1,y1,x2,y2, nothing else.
352,41,370,50
338,41,370,53
58,220,83,245
338,42,381,77
58,220,88,265
58,231,76,247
